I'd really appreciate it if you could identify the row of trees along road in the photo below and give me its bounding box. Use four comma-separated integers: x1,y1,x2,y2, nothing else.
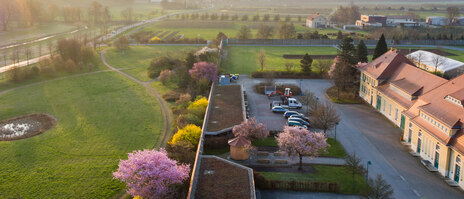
0,0,136,32
236,22,297,39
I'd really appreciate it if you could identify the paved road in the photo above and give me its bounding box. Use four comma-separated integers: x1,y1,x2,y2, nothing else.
100,50,172,147
240,76,464,199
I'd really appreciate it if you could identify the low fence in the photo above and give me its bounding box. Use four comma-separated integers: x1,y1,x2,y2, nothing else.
228,39,464,46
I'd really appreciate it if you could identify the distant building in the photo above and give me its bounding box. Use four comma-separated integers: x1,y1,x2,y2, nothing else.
426,16,450,26
386,15,419,27
306,13,327,28
356,15,387,28
408,50,464,78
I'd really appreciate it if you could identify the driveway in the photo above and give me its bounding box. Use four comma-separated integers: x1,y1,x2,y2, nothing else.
240,76,464,199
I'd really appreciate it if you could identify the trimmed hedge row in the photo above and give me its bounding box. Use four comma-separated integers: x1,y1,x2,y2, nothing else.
254,172,340,193
251,71,323,79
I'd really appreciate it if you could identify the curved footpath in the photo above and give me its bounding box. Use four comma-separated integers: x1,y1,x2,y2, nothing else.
100,50,172,148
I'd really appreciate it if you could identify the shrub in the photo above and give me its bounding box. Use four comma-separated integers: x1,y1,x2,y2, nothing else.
176,93,191,107
162,91,181,102
170,124,202,147
159,69,174,85
147,57,182,79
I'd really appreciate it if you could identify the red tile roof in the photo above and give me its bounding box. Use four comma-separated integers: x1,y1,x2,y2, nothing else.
358,50,415,80
228,136,251,147
307,14,321,21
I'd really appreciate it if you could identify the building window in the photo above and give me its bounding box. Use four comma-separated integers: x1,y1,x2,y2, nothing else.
409,122,412,127
395,109,398,120
389,104,392,116
383,100,386,112
419,130,422,137
436,144,440,150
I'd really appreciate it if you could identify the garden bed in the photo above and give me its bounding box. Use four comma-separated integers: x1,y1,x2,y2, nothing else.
0,114,56,141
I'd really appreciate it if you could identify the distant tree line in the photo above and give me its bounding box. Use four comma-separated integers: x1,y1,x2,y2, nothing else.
176,13,303,23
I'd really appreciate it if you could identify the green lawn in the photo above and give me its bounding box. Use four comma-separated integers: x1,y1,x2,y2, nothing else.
105,46,201,81
0,63,106,92
252,136,278,147
321,138,347,158
222,46,337,74
260,165,367,194
252,136,346,158
0,71,165,198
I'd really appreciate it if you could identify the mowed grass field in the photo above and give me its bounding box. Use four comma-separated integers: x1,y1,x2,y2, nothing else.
222,46,337,74
0,71,165,198
105,45,201,81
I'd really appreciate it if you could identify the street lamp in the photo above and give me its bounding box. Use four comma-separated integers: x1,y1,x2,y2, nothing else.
334,122,339,141
366,161,372,180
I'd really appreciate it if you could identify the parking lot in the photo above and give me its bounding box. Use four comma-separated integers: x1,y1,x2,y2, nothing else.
241,77,307,131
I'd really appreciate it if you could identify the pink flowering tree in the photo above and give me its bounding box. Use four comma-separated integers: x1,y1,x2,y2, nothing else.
189,62,218,82
232,117,269,140
277,126,328,170
113,149,190,198
328,56,339,79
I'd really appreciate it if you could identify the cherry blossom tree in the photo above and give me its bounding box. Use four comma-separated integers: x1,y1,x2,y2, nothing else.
277,126,328,170
113,149,190,198
232,117,269,140
189,62,218,82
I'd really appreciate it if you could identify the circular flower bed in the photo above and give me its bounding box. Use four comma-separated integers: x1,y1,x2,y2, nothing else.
0,114,56,141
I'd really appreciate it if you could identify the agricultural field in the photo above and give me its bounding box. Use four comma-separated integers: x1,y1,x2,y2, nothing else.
137,19,344,41
221,46,337,74
0,71,165,198
104,45,201,81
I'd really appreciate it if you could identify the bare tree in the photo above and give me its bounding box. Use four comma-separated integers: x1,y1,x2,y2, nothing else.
346,153,365,192
285,62,293,72
38,42,42,57
314,59,333,75
47,40,54,57
299,91,319,115
25,47,32,66
431,54,446,73
1,48,7,66
258,50,266,71
311,102,341,135
415,51,424,67
447,6,460,25
0,0,13,31
367,174,394,199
